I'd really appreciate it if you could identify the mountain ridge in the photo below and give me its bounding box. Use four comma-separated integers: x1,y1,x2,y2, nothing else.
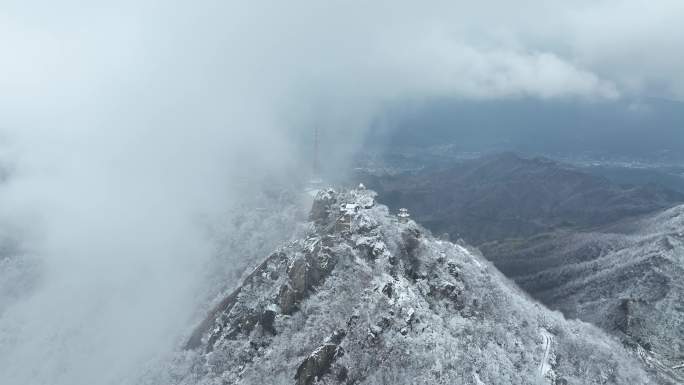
144,187,664,385
481,203,684,382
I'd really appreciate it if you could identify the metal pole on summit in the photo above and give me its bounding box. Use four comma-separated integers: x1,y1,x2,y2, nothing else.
304,126,323,198
313,126,320,179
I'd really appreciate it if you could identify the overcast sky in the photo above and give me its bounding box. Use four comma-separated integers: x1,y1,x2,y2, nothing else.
1,1,683,384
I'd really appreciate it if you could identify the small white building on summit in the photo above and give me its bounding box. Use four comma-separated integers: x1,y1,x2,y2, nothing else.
398,208,410,223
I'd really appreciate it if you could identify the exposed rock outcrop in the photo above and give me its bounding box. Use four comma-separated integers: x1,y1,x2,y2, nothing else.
295,330,346,385
171,188,661,385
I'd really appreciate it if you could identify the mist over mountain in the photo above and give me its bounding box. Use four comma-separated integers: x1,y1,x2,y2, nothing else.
2,1,684,384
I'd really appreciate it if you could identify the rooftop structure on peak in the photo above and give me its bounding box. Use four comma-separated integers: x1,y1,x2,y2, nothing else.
398,207,410,223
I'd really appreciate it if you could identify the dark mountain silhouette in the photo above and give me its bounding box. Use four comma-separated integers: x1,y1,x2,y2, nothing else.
358,153,684,245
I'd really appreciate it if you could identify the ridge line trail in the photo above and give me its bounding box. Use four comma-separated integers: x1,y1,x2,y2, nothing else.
538,329,553,380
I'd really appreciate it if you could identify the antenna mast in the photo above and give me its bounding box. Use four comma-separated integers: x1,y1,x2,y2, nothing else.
313,126,320,178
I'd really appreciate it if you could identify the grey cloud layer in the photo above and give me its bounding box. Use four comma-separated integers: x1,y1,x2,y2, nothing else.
0,1,682,385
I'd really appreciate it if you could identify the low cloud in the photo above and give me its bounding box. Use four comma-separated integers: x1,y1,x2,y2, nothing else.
0,1,681,384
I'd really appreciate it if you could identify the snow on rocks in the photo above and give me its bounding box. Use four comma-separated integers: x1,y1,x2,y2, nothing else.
164,187,659,385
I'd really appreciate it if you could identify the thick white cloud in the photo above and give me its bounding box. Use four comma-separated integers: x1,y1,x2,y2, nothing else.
0,1,682,384
566,0,684,98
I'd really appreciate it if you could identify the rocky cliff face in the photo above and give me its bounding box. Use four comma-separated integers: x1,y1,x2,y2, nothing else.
149,188,661,385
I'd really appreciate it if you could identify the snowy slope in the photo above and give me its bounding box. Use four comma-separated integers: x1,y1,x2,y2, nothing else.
145,188,660,385
483,205,684,383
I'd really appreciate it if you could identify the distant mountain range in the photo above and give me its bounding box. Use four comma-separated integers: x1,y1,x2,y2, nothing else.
357,153,684,244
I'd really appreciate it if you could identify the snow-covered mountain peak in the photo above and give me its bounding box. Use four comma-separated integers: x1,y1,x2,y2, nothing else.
156,188,661,385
